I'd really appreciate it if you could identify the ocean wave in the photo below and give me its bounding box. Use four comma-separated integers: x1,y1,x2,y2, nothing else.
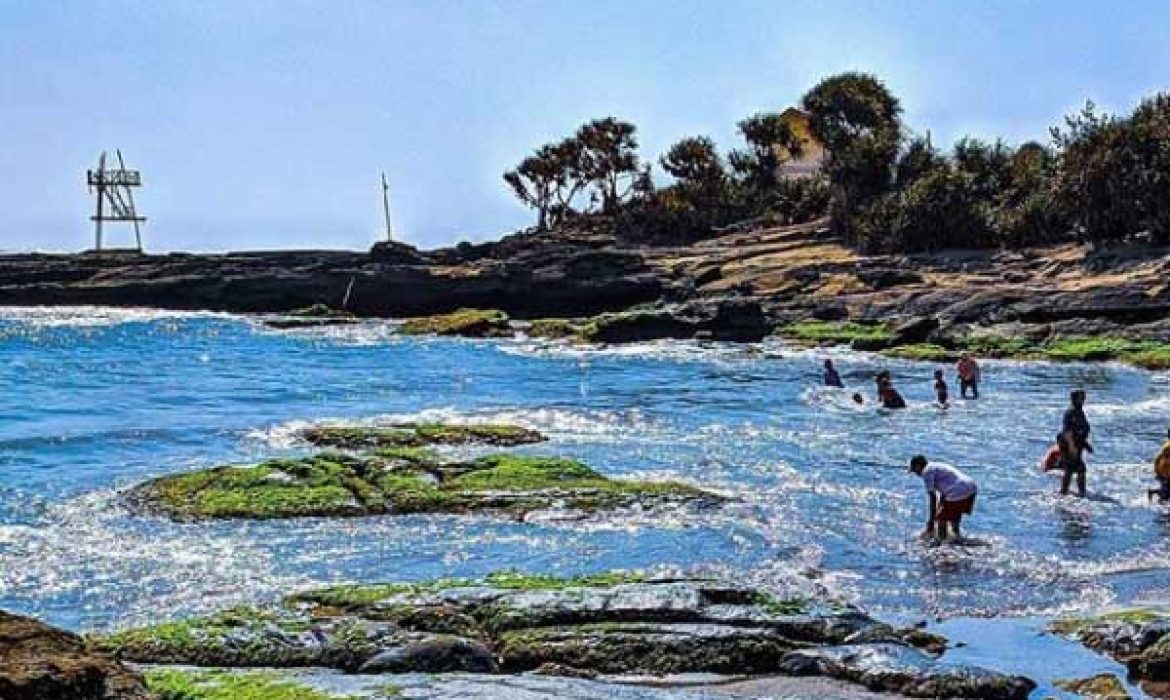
0,305,240,328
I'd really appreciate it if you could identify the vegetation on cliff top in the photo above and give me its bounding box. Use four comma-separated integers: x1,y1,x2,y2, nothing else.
503,72,1170,252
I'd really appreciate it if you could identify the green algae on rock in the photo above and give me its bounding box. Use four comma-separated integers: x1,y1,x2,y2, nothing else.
145,669,363,700
397,308,510,337
91,573,1036,697
300,422,545,450
128,451,718,521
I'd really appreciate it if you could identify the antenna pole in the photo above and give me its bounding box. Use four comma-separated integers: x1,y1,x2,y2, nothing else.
94,152,106,251
381,172,393,242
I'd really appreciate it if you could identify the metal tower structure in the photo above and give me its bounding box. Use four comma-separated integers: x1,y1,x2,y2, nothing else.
87,150,145,252
380,171,394,242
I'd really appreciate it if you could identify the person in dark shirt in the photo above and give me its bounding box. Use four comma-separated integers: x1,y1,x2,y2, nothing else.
877,371,907,409
823,359,844,388
1060,389,1091,496
934,369,949,406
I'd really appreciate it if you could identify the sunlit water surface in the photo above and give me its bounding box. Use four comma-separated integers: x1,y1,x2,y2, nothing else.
1,307,1168,635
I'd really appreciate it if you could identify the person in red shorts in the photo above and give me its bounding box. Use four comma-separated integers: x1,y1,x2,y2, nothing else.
908,455,978,542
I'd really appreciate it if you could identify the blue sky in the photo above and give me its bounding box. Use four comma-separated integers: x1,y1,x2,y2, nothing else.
1,1,1167,252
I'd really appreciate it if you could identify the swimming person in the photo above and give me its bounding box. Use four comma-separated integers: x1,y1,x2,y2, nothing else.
824,359,844,388
956,354,981,399
908,455,978,542
878,372,907,409
934,369,949,406
1148,428,1170,504
1060,390,1091,497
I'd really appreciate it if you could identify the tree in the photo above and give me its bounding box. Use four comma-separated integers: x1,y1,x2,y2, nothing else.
729,113,800,188
801,72,902,242
660,136,725,187
575,117,641,213
895,135,944,188
1051,101,1142,242
503,138,586,229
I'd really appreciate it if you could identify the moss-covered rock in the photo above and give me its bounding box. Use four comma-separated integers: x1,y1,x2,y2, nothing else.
1054,673,1130,699
98,575,887,678
128,451,718,521
300,422,546,450
89,606,407,671
397,308,510,337
144,669,361,700
525,318,584,340
775,320,894,346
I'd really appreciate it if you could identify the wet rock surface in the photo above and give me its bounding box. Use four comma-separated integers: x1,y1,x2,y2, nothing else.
0,609,151,700
778,643,1036,699
1053,609,1170,696
91,575,1034,698
126,449,717,521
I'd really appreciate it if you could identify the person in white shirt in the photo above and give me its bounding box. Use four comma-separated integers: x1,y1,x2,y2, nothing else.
908,455,978,541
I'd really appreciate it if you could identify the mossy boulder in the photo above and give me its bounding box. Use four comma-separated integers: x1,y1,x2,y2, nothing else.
128,451,718,521
524,318,584,340
1054,673,1130,699
144,669,363,700
300,422,545,450
397,308,510,337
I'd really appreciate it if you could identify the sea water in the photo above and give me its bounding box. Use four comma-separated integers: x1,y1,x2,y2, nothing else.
1,306,1168,642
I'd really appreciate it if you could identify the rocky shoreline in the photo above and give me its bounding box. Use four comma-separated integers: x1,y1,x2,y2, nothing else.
3,221,1170,368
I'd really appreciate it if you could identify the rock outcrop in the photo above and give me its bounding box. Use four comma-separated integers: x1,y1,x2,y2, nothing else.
0,609,151,700
128,449,718,521
1052,609,1170,696
90,574,1032,699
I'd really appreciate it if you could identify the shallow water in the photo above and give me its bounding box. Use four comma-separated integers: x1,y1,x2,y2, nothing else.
1,307,1169,635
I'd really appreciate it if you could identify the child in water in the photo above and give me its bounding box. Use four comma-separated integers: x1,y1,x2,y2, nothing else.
934,369,949,407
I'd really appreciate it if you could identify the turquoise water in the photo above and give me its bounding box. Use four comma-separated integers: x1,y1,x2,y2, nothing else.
1,307,1169,640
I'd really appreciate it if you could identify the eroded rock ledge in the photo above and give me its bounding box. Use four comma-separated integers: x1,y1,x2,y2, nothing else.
89,574,1035,699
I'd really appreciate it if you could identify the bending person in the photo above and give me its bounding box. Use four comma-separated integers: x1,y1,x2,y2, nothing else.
908,455,978,542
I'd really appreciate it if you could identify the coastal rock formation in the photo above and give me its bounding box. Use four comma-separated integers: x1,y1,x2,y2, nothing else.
779,643,1036,699
397,308,511,337
127,450,717,521
91,574,1032,699
261,303,358,329
299,423,546,449
0,609,151,700
1052,609,1170,696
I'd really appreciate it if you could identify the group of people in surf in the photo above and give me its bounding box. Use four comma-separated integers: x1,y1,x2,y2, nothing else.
821,353,981,410
821,357,1170,543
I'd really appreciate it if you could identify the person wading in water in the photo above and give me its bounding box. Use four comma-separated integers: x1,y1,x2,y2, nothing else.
1060,389,1092,497
908,455,978,542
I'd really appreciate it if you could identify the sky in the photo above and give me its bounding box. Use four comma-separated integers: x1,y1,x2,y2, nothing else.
1,1,1168,253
